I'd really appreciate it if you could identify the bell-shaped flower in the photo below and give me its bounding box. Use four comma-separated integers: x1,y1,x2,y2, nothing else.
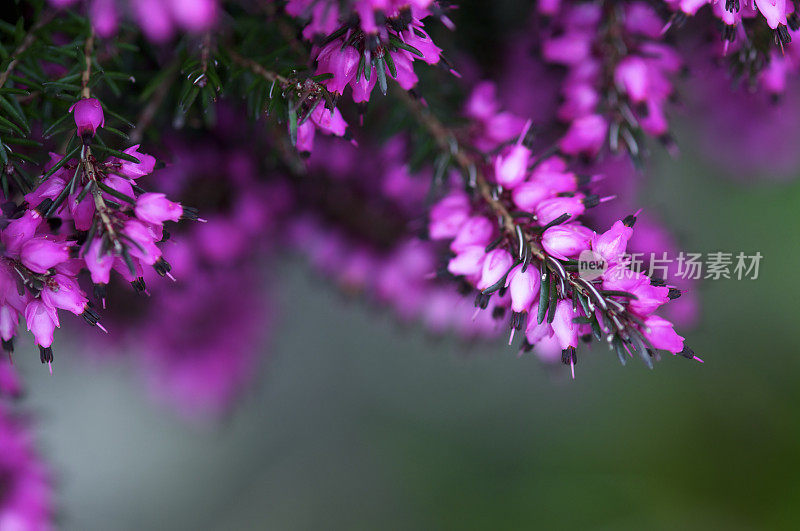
476,248,514,291
559,114,607,157
551,299,579,350
25,300,58,348
535,195,586,225
121,220,161,265
69,98,105,138
41,274,88,316
542,223,593,260
451,216,494,253
643,315,684,353
19,237,71,274
447,245,486,277
1,211,42,256
316,42,360,94
592,220,633,264
135,193,183,225
85,237,114,285
429,193,470,240
505,263,540,314
116,144,156,179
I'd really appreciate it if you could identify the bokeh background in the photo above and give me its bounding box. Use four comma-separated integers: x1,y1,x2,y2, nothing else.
12,1,800,529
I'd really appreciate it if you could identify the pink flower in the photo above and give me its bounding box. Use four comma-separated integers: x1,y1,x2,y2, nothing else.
505,263,540,313
447,246,486,277
69,98,105,138
1,211,42,255
135,193,183,225
85,237,114,285
542,223,593,260
41,274,88,316
122,220,161,265
25,301,57,348
316,42,360,94
535,195,586,225
451,216,494,253
494,124,532,189
592,219,633,264
551,299,578,349
116,144,156,179
559,114,608,157
476,248,514,291
429,193,470,240
19,238,71,274
643,315,684,353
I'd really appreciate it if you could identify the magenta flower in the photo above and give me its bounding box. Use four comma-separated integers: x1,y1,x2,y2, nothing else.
592,219,634,264
68,98,105,138
551,299,578,350
116,145,156,179
541,223,593,261
19,238,71,274
40,274,88,316
450,216,494,253
559,114,608,157
25,301,58,348
505,263,540,314
643,315,684,354
135,193,183,225
477,248,514,291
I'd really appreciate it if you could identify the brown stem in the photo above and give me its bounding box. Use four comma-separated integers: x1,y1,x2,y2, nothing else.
0,11,55,89
226,48,291,86
81,28,95,99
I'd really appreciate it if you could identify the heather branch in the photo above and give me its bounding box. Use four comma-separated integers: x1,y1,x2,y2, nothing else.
399,91,690,363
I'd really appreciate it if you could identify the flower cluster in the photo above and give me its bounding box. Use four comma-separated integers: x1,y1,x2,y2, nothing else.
49,0,218,42
541,2,682,156
0,98,193,368
292,0,446,102
663,0,800,91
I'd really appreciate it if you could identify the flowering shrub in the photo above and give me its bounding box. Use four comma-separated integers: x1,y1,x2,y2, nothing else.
0,0,796,524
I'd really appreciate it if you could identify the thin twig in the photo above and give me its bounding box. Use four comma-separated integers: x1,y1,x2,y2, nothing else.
81,28,95,98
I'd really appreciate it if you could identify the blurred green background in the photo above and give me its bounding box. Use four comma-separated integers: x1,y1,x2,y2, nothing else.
11,143,800,529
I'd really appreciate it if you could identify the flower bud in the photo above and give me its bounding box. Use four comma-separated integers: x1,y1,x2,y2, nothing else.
69,98,105,139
